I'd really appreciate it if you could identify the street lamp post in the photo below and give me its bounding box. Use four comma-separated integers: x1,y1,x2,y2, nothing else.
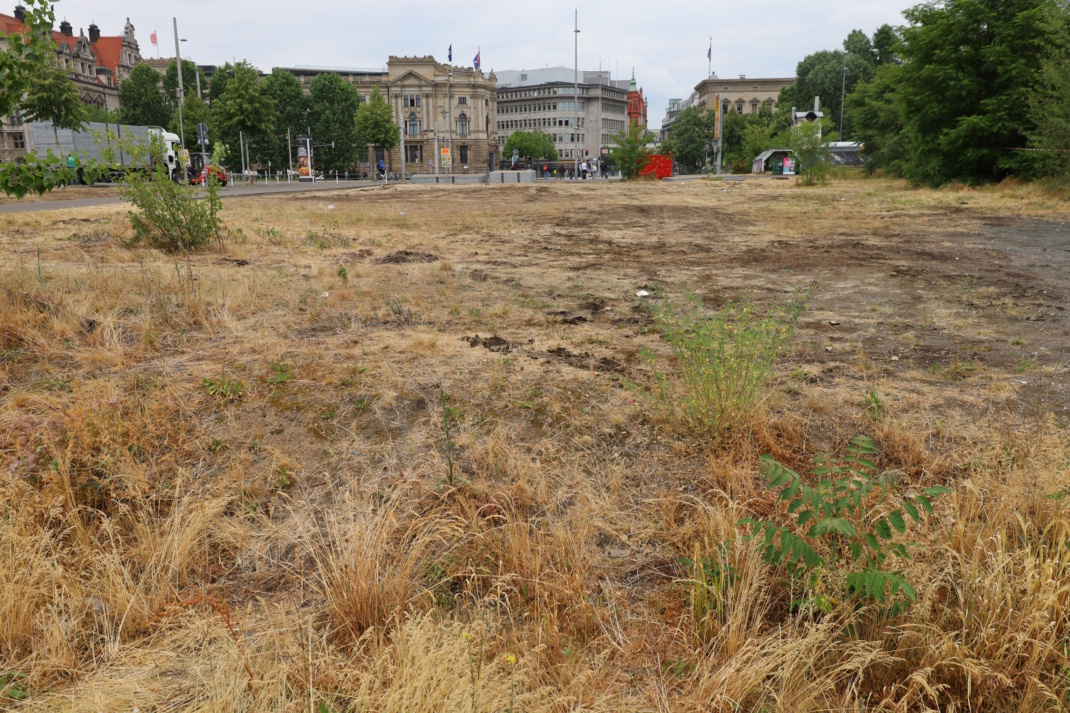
574,9,580,179
173,18,185,181
839,54,848,139
447,68,453,176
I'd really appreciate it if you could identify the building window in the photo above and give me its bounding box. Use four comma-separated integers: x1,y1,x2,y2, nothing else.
407,112,419,136
457,96,467,105
404,94,421,108
407,145,421,163
736,102,744,114
459,145,468,164
13,134,25,149
457,113,469,136
722,101,729,115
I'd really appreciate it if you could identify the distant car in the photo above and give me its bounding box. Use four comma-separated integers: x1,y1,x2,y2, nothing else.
191,165,228,187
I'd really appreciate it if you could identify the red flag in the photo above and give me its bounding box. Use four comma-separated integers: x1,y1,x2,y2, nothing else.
150,30,157,45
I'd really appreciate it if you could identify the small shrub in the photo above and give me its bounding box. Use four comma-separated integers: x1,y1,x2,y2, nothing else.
644,290,807,437
121,151,224,253
739,436,951,616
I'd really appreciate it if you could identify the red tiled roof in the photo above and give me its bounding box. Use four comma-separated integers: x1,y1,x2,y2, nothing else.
0,12,126,78
91,35,122,76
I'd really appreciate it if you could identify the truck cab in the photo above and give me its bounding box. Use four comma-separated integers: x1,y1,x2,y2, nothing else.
146,128,183,181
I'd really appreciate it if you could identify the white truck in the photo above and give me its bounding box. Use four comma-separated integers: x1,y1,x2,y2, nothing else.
21,120,183,182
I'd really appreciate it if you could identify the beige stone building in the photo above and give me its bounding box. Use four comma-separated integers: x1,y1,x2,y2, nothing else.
273,56,499,175
694,74,793,117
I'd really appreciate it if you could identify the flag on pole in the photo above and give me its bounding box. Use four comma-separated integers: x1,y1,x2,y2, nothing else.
473,49,481,70
707,41,712,61
150,30,158,45
448,45,452,62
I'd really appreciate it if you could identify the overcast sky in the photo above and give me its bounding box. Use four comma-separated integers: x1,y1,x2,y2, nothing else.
48,0,917,126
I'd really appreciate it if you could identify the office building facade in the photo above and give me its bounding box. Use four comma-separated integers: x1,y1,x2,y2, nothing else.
495,67,629,162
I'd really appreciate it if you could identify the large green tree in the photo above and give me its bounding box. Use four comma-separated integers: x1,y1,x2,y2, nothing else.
0,0,56,118
261,69,309,172
308,72,362,173
208,62,235,107
168,93,211,153
21,58,86,143
118,64,170,127
779,28,882,140
1027,29,1070,177
0,0,102,198
896,0,1062,185
503,130,558,161
662,107,717,172
355,86,398,164
872,24,901,65
212,61,274,170
846,64,907,174
162,59,206,117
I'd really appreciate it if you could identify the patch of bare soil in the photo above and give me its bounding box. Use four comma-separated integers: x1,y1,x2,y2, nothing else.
375,249,439,264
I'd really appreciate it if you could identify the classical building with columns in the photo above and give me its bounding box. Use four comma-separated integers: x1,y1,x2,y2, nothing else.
273,56,499,175
694,74,793,117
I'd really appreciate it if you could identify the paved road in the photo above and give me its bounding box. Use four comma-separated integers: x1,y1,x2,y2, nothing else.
0,179,384,214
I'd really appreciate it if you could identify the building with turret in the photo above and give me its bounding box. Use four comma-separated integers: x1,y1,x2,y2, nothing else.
0,4,143,160
626,72,648,131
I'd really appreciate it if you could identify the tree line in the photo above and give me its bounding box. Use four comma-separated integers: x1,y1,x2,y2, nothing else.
113,62,398,174
663,0,1070,185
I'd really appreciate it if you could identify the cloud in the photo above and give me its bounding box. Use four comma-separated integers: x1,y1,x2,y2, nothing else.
54,0,917,126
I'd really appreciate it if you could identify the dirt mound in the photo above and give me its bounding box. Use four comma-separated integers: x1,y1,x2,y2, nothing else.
376,250,439,264
546,346,621,372
464,335,512,352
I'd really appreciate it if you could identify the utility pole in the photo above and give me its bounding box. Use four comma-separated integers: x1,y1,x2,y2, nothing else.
195,69,202,99
287,128,293,177
434,120,439,175
399,96,406,181
173,18,185,180
840,55,847,139
574,8,580,179
239,131,245,175
447,68,453,175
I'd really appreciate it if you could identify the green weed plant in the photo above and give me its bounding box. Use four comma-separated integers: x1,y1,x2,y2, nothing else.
644,290,806,438
740,435,950,616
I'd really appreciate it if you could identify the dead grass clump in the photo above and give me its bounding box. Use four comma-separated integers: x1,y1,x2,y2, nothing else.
29,382,200,514
307,494,461,645
338,614,557,712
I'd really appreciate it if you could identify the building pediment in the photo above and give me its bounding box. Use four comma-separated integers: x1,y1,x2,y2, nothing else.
388,69,432,86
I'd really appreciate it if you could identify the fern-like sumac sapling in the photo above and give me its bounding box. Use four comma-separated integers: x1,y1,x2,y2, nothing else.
739,436,950,613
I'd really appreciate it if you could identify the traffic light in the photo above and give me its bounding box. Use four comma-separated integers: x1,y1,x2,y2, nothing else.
585,149,589,156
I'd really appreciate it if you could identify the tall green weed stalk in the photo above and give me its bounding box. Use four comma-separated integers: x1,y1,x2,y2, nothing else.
643,290,807,437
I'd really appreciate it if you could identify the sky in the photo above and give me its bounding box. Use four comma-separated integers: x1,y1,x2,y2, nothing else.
46,0,918,127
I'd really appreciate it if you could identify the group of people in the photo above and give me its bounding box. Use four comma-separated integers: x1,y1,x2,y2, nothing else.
540,160,607,180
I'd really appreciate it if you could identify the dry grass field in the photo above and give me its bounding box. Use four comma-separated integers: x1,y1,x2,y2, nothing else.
1,176,1069,711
